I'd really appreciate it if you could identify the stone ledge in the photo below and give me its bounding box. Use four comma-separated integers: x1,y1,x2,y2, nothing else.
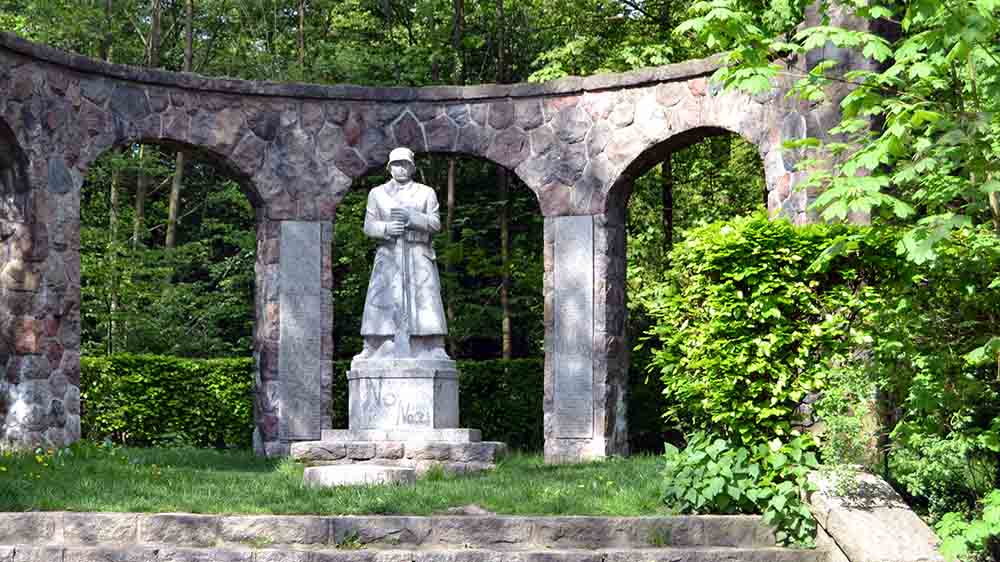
0,545,829,562
0,514,786,550
0,32,722,103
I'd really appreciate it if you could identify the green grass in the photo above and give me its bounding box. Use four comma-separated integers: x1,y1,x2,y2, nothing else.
0,441,668,515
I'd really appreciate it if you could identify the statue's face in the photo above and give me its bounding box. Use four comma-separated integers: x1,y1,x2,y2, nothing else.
389,161,414,183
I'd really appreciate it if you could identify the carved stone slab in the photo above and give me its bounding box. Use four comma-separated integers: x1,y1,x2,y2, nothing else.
279,221,323,440
552,215,594,438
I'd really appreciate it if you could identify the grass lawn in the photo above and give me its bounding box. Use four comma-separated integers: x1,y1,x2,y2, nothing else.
0,441,667,515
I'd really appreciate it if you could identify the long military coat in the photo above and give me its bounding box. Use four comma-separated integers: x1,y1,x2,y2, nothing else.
359,180,448,336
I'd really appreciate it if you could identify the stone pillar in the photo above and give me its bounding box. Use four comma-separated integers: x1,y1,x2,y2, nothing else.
1,158,81,450
543,209,628,463
253,216,333,457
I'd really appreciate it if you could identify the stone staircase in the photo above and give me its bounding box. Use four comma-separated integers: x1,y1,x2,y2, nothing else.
0,512,832,562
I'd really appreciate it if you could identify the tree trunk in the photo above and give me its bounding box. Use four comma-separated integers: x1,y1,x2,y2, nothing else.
499,168,512,359
99,0,114,61
133,145,149,250
133,0,162,250
166,0,194,249
108,149,122,354
451,0,464,83
990,178,1000,235
662,152,674,253
298,0,306,75
496,0,512,359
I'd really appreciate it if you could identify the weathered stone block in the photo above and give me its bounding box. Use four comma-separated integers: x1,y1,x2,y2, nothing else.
430,517,532,548
0,513,57,543
62,546,157,562
219,516,329,546
11,546,65,562
63,513,139,545
809,471,944,562
375,441,404,459
154,548,253,562
140,514,220,547
346,442,376,460
554,106,591,144
405,442,451,461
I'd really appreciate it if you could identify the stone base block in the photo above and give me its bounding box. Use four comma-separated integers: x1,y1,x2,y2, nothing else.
292,440,508,475
304,465,415,487
348,360,459,430
321,428,481,443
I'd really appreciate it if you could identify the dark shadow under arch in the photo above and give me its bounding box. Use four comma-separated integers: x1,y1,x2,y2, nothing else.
0,118,30,223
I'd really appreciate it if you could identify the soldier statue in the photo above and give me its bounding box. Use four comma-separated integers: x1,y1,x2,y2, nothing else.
355,147,450,361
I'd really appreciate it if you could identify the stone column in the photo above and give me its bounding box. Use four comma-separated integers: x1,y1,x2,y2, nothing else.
543,209,628,464
1,157,81,450
253,216,333,457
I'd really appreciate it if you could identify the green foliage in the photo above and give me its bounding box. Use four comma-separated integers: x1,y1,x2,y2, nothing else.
676,0,1000,260
661,432,819,546
83,356,543,451
80,355,254,448
867,226,1000,517
936,490,1000,562
638,213,895,444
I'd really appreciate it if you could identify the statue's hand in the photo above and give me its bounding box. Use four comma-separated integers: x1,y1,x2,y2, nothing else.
386,221,406,237
390,208,411,226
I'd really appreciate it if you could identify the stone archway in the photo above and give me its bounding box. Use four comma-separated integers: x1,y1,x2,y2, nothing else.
0,14,872,459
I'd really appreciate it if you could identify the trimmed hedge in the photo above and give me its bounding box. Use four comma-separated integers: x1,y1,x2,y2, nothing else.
81,354,254,449
82,355,544,451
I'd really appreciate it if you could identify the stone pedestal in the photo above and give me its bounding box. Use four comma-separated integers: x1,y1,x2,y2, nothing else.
348,359,458,430
294,359,506,486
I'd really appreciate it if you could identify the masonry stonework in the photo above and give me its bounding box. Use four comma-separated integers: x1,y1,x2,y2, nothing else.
0,4,872,459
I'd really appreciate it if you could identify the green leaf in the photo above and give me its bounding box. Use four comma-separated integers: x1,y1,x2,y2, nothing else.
964,337,1000,366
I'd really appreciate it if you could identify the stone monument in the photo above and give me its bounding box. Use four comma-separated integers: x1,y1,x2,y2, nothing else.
292,148,506,486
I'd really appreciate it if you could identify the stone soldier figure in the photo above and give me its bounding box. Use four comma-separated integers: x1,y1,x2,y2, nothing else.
355,147,450,360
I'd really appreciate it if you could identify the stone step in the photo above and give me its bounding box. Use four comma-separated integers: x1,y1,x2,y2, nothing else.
320,429,482,443
0,545,830,562
290,440,506,466
0,513,790,550
304,465,416,487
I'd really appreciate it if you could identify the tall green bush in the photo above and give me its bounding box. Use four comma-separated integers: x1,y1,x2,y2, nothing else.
637,212,896,445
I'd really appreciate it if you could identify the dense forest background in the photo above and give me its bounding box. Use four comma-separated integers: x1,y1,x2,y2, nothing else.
3,2,1000,556
0,2,763,372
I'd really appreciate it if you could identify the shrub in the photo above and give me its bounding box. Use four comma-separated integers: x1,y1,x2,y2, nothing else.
637,212,897,445
82,355,544,451
661,431,819,546
936,490,1000,562
81,354,254,448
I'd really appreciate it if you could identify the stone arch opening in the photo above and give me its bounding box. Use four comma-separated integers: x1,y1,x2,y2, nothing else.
610,126,768,208
78,140,259,358
334,150,545,447
60,137,271,450
608,125,769,454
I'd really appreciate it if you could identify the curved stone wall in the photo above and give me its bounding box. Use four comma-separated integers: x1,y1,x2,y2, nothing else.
0,18,867,460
